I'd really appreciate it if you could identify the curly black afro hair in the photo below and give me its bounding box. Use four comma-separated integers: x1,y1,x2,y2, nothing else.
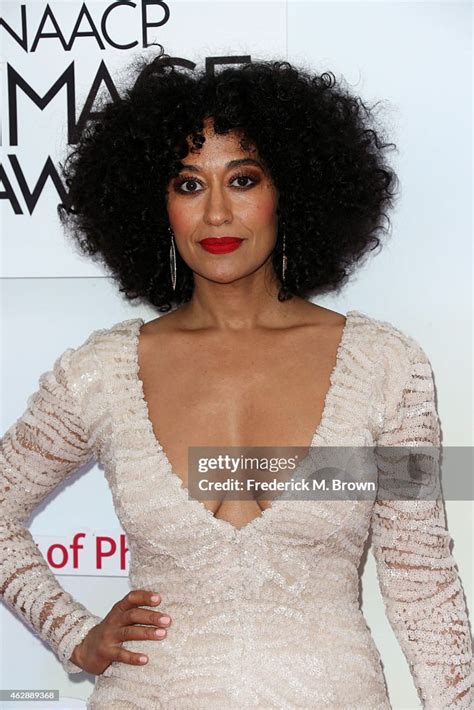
57,44,399,313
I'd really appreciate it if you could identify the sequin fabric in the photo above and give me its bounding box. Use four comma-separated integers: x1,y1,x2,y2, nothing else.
0,310,472,709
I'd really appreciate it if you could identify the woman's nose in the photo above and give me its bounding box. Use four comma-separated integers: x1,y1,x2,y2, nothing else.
203,185,233,225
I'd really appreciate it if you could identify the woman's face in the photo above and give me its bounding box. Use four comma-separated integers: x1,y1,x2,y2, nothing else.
165,117,280,286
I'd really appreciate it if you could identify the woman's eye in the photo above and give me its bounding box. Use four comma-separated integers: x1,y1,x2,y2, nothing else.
230,174,255,188
177,178,202,193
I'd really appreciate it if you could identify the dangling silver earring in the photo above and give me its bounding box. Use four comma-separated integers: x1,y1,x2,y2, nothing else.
282,230,287,285
168,226,177,291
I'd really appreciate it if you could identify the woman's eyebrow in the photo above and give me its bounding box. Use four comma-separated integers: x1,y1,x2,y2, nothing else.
178,158,264,172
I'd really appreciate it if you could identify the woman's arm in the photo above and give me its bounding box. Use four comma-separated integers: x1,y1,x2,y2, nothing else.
371,342,473,708
0,345,103,673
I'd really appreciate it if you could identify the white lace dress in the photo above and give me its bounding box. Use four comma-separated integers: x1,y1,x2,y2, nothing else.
0,311,472,709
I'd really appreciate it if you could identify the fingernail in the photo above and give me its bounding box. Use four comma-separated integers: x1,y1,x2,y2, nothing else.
150,595,160,602
160,616,170,624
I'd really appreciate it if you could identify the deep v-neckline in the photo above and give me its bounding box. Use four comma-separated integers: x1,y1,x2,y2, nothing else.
127,310,359,540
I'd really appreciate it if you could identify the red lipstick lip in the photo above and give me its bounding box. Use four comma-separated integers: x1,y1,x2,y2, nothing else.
199,237,244,245
199,238,244,254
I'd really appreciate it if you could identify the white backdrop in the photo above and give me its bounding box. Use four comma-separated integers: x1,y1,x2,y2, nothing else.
1,2,472,708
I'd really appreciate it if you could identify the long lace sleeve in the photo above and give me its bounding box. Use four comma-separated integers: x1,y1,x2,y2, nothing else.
371,343,473,708
0,346,103,674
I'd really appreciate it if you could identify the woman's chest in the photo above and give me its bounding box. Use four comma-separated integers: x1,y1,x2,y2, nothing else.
137,323,347,491
90,316,382,546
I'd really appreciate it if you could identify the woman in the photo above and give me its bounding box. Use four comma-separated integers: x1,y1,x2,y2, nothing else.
0,47,472,709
